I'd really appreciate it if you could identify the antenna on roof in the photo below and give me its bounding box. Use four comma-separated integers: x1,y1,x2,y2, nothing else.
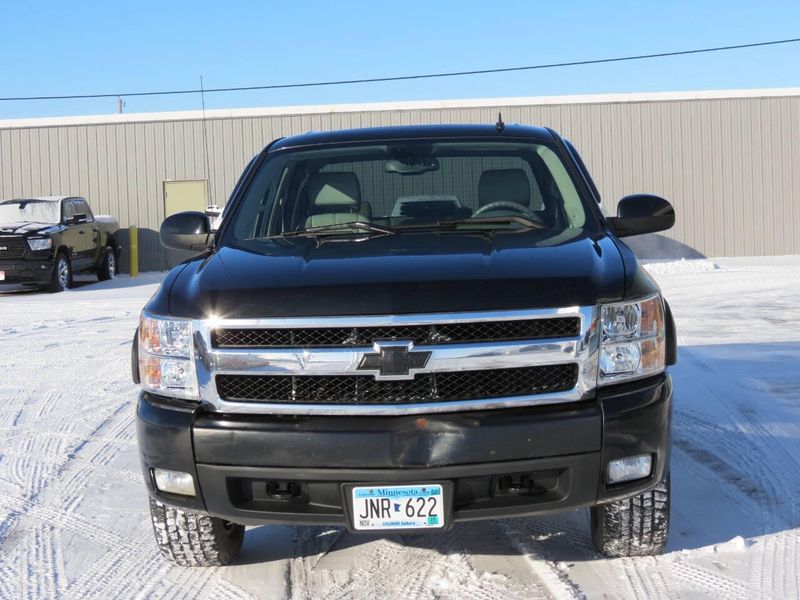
200,75,212,205
496,112,505,132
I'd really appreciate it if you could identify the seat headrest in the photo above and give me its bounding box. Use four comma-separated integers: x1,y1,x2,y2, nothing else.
308,172,361,209
478,169,531,207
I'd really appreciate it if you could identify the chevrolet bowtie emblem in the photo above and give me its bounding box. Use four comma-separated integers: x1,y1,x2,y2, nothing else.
357,341,432,380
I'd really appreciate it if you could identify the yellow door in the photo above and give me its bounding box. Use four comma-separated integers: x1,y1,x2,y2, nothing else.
164,180,208,217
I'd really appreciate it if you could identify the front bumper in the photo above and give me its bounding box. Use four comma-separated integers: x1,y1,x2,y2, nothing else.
0,258,54,288
136,373,672,527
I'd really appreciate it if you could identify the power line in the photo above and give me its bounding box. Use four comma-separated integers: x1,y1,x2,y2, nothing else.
1,36,799,102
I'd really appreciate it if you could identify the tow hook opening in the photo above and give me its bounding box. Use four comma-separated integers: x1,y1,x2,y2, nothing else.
495,470,563,497
228,478,311,510
265,481,303,501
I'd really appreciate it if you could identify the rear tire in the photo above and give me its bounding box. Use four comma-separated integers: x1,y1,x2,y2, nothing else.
47,253,72,292
148,497,244,566
590,474,670,557
97,247,116,281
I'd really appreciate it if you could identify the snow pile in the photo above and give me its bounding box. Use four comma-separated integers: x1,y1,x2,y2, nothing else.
643,258,720,275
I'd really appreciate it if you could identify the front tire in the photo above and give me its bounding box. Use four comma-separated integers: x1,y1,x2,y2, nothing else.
148,497,244,566
97,247,116,281
590,475,670,557
47,253,72,292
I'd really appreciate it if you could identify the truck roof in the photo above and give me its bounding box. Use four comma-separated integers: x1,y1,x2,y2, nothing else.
7,196,71,203
268,124,556,152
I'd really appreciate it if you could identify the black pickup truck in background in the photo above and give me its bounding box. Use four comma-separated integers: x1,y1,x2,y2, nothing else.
134,124,677,566
0,196,119,292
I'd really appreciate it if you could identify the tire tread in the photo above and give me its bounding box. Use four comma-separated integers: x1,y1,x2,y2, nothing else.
590,475,670,557
148,497,243,567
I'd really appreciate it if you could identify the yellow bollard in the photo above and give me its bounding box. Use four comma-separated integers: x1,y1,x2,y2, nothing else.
129,225,139,278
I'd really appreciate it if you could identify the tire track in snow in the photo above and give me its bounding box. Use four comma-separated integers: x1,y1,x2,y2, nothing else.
209,579,258,600
0,546,20,599
499,520,584,600
669,561,750,600
20,523,66,600
674,409,799,600
676,345,800,600
299,522,551,600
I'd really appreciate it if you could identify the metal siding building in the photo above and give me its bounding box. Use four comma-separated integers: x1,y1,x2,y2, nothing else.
1,88,799,271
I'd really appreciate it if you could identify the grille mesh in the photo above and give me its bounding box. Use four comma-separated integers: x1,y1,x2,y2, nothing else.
0,237,26,259
216,364,579,405
213,317,580,348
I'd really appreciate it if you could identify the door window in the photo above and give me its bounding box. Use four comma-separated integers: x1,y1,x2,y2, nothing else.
62,200,76,223
73,198,94,222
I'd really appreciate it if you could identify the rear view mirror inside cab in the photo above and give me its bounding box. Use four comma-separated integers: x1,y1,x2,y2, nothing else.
384,157,440,175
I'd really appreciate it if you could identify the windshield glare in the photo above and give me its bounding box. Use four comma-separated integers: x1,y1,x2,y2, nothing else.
227,141,590,242
0,200,61,225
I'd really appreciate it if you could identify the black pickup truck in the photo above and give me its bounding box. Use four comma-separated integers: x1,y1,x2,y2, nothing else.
133,124,677,566
0,196,119,292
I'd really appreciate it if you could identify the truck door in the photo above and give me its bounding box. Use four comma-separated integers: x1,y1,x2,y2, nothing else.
73,198,101,267
60,199,81,266
61,199,92,270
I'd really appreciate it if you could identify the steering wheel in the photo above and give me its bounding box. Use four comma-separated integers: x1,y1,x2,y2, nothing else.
473,201,538,219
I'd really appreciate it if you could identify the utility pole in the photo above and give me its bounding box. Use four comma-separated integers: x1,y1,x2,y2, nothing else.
117,96,124,114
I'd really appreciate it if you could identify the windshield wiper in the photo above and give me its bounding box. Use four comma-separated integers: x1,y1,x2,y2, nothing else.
276,221,398,238
399,215,545,232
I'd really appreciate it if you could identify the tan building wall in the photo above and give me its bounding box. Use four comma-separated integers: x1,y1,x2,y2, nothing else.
1,89,799,270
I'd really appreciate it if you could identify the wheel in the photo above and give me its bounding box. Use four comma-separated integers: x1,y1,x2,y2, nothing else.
97,247,116,281
590,475,670,557
47,253,72,292
148,497,244,566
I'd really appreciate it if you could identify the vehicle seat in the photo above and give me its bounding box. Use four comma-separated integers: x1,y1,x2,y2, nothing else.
477,169,531,210
304,172,369,228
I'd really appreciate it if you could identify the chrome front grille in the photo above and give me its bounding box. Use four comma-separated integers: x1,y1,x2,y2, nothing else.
216,364,580,405
212,317,581,348
193,307,600,415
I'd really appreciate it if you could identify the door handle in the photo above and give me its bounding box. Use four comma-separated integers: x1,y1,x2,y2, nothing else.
79,230,85,234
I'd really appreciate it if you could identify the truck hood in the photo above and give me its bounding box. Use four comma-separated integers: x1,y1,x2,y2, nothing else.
0,222,61,235
163,229,627,318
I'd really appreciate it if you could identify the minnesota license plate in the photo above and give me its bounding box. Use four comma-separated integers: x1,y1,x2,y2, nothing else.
351,484,445,530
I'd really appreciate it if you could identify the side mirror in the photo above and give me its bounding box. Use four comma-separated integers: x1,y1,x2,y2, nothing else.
70,213,89,225
160,211,212,251
607,194,675,237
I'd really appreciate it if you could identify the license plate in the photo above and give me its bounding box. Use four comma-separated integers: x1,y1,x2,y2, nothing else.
351,484,445,530
0,271,4,281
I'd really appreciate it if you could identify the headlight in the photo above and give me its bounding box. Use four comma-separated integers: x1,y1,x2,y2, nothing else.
27,238,52,251
138,313,199,400
598,294,665,385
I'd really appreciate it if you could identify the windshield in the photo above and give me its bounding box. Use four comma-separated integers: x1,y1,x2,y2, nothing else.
224,141,592,242
0,200,61,225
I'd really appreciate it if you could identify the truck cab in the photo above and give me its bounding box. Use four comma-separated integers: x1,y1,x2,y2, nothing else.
133,124,677,565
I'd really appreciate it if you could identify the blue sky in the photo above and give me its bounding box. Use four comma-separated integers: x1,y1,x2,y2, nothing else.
1,0,799,119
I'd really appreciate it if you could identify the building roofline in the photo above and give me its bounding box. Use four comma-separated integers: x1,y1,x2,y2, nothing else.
2,87,800,130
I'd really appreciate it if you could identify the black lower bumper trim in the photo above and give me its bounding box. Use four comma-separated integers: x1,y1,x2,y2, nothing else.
196,453,602,526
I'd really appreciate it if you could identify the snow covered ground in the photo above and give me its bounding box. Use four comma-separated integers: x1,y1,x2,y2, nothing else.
0,262,799,599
